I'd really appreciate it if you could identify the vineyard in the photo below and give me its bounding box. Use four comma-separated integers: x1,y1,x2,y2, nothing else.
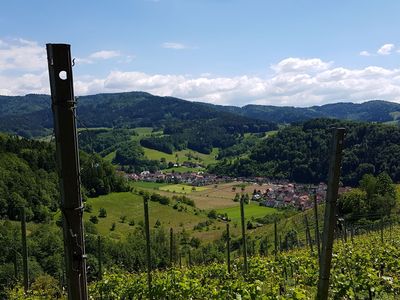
9,225,400,299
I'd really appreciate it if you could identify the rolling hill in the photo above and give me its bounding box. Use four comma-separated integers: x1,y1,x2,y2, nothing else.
0,91,399,137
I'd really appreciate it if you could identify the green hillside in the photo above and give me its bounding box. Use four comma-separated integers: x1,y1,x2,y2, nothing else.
83,192,206,239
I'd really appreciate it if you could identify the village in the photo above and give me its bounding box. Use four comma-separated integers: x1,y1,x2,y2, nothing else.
124,170,351,211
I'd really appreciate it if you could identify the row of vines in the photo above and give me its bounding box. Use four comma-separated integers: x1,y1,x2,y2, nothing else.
90,229,400,299
8,225,400,299
84,228,399,299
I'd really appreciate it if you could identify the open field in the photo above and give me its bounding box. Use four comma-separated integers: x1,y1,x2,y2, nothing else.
189,182,270,209
159,184,208,194
142,147,219,166
131,181,169,189
84,192,207,240
162,166,205,173
131,180,275,212
216,203,278,223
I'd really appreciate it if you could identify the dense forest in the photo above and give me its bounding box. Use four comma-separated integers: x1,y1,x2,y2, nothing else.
0,134,129,222
1,92,400,138
209,119,400,186
219,100,400,123
0,92,276,138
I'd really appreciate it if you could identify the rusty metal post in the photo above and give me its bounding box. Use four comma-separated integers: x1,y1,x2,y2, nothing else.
317,128,346,300
46,44,88,300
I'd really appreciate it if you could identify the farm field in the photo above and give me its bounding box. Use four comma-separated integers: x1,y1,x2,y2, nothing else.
132,181,273,210
190,182,271,209
83,192,207,240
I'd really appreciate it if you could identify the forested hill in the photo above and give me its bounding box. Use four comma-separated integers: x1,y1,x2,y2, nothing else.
1,91,400,137
0,92,276,137
209,118,400,186
0,134,129,222
218,100,400,123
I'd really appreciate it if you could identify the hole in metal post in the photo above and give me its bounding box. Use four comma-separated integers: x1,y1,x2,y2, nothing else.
59,71,67,80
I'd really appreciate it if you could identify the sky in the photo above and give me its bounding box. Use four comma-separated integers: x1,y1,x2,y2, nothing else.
1,0,400,107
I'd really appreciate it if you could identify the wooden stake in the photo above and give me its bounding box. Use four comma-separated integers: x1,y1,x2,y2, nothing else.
143,196,152,298
317,128,345,300
274,220,278,256
46,44,88,300
20,207,29,293
226,223,231,274
13,250,18,281
240,198,248,274
97,236,102,280
313,192,321,262
304,215,313,254
169,228,174,266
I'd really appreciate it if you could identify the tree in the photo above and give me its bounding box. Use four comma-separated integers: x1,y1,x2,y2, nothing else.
89,215,99,224
233,193,240,202
207,210,217,219
98,208,107,218
339,172,397,220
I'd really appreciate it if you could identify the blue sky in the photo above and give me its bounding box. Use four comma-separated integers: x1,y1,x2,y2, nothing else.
1,0,400,106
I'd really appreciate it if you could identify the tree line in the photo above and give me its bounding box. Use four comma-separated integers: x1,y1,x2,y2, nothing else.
0,134,129,222
209,118,400,186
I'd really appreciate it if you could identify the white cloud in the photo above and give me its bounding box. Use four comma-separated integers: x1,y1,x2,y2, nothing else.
271,57,331,73
68,58,400,106
0,38,46,71
377,43,395,55
89,50,121,59
2,38,400,107
359,50,370,56
162,42,188,50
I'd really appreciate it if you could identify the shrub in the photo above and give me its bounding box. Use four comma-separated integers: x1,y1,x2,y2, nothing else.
89,215,99,224
98,208,107,218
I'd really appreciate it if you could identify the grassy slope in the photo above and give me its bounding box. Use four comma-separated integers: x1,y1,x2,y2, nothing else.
143,147,219,165
158,184,208,194
217,203,278,223
128,181,282,241
84,192,207,240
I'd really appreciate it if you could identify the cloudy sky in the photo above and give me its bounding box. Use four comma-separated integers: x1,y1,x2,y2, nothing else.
1,0,400,107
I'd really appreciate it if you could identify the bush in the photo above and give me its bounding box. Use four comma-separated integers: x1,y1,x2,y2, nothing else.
99,208,107,218
89,215,99,224
110,222,116,231
207,210,217,219
84,203,93,213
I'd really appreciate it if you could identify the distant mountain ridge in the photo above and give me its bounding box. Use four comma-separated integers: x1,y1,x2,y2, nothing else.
0,91,399,137
216,100,400,123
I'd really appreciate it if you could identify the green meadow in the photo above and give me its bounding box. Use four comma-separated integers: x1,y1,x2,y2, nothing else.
216,203,278,223
159,184,208,194
84,192,207,240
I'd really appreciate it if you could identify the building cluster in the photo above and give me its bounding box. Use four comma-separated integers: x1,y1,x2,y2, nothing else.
125,171,230,186
254,183,350,210
254,183,325,210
